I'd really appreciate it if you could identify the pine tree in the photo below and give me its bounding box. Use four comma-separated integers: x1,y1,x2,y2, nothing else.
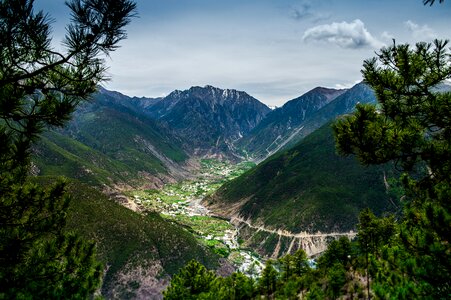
0,0,136,297
163,260,217,299
292,249,309,278
317,237,352,271
258,259,279,298
212,272,256,300
333,39,451,298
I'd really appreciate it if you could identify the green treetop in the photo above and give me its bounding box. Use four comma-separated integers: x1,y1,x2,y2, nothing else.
333,39,451,298
0,0,136,298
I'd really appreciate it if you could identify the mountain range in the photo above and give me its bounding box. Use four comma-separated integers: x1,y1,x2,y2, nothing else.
34,81,396,232
34,83,376,185
239,83,377,161
33,89,189,189
238,87,345,158
31,81,407,296
143,85,271,160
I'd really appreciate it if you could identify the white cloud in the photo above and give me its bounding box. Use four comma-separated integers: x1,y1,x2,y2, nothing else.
404,20,436,40
302,19,384,49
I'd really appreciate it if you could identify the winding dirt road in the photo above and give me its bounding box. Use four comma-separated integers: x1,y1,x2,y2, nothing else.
230,216,357,239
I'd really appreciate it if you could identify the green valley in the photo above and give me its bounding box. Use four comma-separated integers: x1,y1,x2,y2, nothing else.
26,85,408,297
3,1,450,299
207,123,400,236
124,159,264,275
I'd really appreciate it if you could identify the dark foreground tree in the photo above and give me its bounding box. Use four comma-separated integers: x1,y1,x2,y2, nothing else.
0,0,135,298
423,0,445,5
333,39,451,298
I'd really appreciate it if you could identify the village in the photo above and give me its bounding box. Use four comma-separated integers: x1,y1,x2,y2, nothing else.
127,159,264,275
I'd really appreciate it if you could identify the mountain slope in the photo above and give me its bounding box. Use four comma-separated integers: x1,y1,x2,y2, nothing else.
33,89,189,187
281,82,377,150
97,86,162,112
48,178,219,299
145,85,271,159
206,123,399,234
239,87,345,159
240,83,376,161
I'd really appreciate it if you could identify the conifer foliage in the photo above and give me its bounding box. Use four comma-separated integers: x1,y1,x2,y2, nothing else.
333,39,451,298
0,0,135,298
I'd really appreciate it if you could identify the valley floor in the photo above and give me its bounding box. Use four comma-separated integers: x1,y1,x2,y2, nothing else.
124,158,358,278
125,159,264,276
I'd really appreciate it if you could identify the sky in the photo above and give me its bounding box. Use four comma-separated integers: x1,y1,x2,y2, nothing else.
36,0,451,106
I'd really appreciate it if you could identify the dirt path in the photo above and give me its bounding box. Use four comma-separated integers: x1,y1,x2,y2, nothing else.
231,216,357,239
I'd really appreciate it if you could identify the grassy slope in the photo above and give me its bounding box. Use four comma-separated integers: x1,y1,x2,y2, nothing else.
33,92,188,186
34,132,138,185
210,123,399,233
67,103,187,164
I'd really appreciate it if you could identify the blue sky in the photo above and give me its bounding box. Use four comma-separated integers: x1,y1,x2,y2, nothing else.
36,0,451,106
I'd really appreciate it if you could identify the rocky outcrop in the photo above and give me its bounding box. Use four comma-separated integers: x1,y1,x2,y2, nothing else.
232,217,356,257
143,85,271,160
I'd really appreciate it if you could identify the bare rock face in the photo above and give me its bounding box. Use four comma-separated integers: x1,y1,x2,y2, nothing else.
144,85,271,160
233,218,357,258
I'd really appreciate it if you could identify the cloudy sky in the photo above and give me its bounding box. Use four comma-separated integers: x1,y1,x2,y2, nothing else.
36,0,451,106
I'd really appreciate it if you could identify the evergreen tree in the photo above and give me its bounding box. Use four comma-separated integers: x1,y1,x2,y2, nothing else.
258,259,278,298
211,272,256,300
163,260,217,300
356,209,397,299
0,0,136,297
292,249,309,278
278,253,293,282
333,39,451,298
317,237,352,271
325,263,346,300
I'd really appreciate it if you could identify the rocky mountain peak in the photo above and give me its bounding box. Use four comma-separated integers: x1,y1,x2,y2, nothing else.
309,86,347,101
143,85,271,159
166,85,256,106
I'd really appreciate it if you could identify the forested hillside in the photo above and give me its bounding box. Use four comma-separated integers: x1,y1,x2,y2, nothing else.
207,123,399,233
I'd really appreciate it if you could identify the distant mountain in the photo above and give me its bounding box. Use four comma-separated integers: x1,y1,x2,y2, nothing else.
280,82,377,151
239,87,346,159
97,86,162,111
32,83,376,187
144,85,271,160
205,123,399,235
33,88,189,187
